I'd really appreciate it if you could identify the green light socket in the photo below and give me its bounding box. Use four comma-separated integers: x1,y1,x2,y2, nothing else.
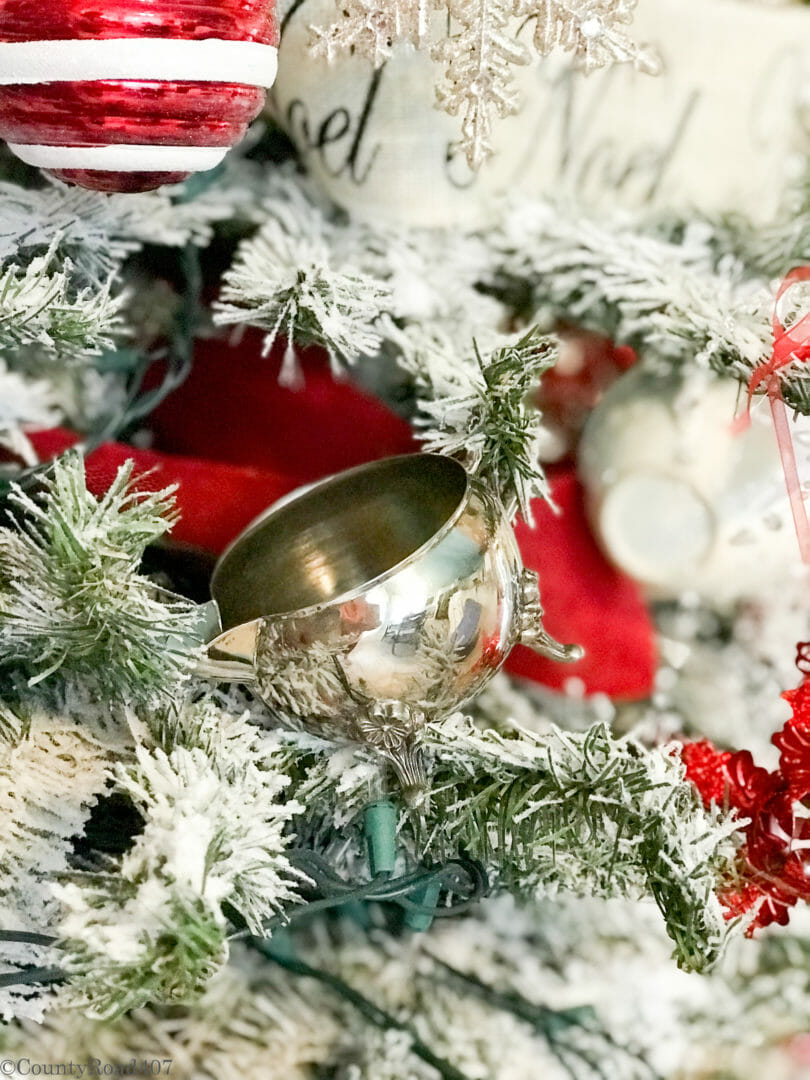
404,878,442,932
364,799,397,877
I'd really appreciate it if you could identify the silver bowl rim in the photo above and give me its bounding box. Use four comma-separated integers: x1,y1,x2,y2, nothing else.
210,452,481,624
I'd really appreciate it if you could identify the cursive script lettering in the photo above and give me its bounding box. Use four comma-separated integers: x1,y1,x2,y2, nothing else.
514,64,701,204
285,66,385,185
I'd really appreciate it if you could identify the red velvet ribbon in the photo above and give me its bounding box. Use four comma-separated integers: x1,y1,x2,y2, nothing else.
742,267,810,565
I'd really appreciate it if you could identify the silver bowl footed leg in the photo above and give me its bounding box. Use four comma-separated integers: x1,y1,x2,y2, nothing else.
352,701,428,805
379,741,428,807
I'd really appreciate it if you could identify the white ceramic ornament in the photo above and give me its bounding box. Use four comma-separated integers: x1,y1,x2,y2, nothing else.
578,366,809,606
271,0,539,227
274,0,809,227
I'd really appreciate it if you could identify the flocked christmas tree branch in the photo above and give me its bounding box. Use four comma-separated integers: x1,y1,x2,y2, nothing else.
3,154,810,481
396,324,556,517
210,167,810,428
417,717,737,971
0,175,226,365
0,453,199,702
5,891,809,1078
490,198,776,397
0,167,236,459
272,714,739,973
214,174,390,383
0,456,743,1027
0,248,122,363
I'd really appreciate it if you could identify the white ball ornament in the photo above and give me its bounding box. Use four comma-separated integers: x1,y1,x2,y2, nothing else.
579,366,809,606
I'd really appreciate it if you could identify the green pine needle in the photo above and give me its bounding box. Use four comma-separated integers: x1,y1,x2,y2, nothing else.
0,451,199,704
410,326,556,518
417,719,739,972
56,885,227,1020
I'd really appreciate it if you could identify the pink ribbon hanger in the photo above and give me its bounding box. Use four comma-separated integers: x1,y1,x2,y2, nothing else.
738,267,810,566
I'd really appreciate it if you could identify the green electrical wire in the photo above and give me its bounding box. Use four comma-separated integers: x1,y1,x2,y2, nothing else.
252,938,474,1080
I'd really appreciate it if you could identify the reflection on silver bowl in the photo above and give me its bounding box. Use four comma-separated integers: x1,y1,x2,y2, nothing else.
204,454,581,795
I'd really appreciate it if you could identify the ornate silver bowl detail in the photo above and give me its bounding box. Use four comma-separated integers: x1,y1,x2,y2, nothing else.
204,454,581,793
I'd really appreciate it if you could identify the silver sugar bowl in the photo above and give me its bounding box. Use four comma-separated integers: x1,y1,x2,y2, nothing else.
204,454,581,795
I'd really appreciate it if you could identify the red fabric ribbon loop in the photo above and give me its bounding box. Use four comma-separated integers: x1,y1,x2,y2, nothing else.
747,266,810,405
740,267,810,566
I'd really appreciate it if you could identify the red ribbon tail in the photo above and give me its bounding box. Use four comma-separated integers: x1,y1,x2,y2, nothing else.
767,377,810,566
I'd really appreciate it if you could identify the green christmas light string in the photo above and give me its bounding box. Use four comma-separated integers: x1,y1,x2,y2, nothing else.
0,799,487,986
253,936,473,1080
0,798,650,1079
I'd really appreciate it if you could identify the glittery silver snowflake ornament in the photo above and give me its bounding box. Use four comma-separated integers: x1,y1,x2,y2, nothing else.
310,0,661,168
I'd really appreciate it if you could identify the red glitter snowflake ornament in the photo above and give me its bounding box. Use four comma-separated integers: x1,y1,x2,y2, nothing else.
0,0,278,192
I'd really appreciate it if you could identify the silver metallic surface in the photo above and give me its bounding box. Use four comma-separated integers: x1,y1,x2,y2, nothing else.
206,454,581,793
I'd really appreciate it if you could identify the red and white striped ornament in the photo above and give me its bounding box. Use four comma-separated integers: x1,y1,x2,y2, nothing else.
0,0,278,193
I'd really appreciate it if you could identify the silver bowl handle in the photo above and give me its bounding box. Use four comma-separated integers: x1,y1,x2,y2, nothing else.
517,570,584,663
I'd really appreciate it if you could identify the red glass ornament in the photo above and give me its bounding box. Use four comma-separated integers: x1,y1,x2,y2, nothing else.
795,641,810,675
0,0,278,192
